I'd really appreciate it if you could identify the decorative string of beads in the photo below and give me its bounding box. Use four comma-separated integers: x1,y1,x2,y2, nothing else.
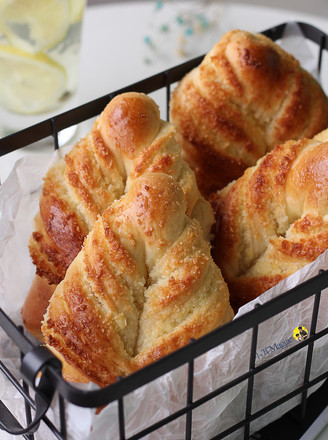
143,0,223,65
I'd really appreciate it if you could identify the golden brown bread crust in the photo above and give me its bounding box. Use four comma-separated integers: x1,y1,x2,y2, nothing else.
170,30,328,197
212,129,328,311
42,173,233,386
25,92,214,340
29,92,214,286
20,275,56,340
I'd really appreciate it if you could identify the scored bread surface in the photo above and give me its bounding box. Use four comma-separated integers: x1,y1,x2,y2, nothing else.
29,92,214,287
212,129,328,311
42,173,233,386
170,29,328,197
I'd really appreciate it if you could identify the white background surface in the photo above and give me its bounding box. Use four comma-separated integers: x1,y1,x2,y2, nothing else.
80,0,328,101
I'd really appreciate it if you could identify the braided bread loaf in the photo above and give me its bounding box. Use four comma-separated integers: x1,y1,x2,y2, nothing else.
42,173,233,386
170,29,328,198
29,92,214,286
24,92,214,339
212,129,328,311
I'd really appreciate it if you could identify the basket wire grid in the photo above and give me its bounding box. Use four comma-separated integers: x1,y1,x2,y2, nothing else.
0,21,328,440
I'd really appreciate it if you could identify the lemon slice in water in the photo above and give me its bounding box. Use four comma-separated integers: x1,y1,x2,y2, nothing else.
0,0,70,53
0,44,67,114
69,0,86,23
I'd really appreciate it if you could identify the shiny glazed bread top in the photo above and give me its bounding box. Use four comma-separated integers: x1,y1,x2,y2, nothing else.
212,129,328,311
29,92,214,285
42,173,233,386
170,29,328,197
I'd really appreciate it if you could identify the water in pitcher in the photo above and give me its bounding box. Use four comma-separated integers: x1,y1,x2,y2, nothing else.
0,0,86,140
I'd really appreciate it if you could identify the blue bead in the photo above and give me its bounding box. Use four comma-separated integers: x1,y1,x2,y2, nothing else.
144,36,152,45
155,1,163,10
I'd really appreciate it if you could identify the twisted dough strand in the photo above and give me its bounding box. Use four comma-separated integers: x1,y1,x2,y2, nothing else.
29,92,214,286
212,129,328,311
42,173,233,386
170,30,328,197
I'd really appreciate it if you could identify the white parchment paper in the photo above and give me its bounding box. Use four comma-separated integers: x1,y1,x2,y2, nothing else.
1,22,327,440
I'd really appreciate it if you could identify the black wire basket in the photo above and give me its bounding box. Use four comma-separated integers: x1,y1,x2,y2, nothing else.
1,22,328,440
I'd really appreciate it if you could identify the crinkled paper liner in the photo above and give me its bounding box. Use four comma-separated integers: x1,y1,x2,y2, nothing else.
1,21,327,440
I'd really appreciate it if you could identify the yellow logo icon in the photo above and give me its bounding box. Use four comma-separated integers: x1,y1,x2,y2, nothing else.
293,326,309,341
